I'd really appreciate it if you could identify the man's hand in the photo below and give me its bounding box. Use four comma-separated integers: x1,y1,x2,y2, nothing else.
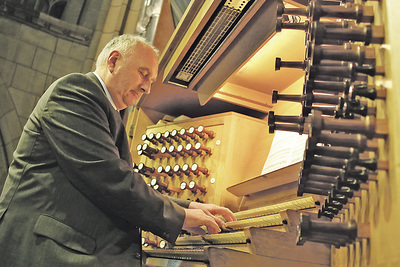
188,202,237,223
182,202,237,235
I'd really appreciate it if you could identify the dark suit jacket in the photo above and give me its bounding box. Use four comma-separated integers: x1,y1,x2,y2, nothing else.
0,73,188,266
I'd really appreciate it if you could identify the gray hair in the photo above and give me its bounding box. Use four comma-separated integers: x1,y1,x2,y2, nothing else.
95,34,159,69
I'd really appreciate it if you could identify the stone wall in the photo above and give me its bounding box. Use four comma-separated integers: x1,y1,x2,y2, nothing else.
0,16,89,190
0,0,111,190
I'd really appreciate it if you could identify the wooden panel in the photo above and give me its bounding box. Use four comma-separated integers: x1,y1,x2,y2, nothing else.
244,227,330,265
213,82,273,113
279,209,322,233
205,247,327,267
225,30,306,97
368,0,400,265
226,162,302,197
239,181,299,210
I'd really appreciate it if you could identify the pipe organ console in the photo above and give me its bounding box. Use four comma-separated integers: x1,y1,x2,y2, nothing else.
132,112,274,208
127,110,334,266
124,0,398,266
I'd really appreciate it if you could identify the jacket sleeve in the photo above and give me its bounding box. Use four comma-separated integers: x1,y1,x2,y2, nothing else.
169,197,191,208
39,74,185,244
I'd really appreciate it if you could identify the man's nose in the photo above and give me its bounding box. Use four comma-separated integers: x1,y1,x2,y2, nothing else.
141,81,151,95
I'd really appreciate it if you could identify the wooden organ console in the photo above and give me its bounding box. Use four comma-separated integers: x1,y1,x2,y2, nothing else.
124,0,399,266
130,112,272,210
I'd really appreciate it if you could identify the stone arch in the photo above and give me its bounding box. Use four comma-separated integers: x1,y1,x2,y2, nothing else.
48,0,67,19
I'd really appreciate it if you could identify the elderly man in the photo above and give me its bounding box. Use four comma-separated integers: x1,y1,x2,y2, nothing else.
0,34,235,266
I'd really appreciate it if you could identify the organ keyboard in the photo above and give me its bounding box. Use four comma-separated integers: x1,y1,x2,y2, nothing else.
142,196,321,266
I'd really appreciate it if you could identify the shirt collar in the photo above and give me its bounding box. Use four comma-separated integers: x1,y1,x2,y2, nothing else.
93,72,118,110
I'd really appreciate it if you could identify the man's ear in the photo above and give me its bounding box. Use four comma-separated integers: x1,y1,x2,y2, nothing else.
107,50,120,73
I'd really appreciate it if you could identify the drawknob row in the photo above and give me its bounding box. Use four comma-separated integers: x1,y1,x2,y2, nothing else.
136,162,209,177
137,142,212,160
271,0,383,248
141,126,215,146
149,177,207,195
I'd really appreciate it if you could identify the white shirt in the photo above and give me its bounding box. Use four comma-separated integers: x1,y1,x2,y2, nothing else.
93,72,117,110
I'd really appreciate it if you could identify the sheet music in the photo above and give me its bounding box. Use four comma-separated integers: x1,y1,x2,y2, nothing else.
262,130,308,175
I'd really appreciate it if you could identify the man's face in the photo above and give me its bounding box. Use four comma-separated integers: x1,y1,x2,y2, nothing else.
106,43,158,110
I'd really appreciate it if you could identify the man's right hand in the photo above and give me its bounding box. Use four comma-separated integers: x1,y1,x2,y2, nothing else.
182,208,222,235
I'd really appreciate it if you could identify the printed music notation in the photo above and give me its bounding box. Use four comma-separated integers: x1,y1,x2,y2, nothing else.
262,130,308,175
